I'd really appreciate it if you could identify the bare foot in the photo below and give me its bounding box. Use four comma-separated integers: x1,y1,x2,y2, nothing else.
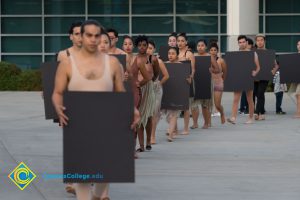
151,138,156,144
221,113,226,124
293,115,300,118
227,117,236,124
244,118,254,124
190,125,199,129
65,184,76,195
180,131,189,135
202,124,209,129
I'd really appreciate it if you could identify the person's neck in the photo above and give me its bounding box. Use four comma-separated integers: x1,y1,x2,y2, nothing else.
179,46,187,52
198,52,208,56
138,52,147,56
80,48,99,58
72,45,81,52
257,47,265,50
110,46,117,52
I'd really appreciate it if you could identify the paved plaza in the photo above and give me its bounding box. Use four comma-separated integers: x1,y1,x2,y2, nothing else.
0,92,299,200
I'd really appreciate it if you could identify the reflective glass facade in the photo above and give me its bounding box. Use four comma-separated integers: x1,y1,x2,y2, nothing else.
1,0,299,69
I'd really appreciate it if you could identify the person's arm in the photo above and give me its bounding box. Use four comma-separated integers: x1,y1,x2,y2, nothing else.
137,58,151,87
187,51,195,78
220,58,227,80
151,55,160,81
52,59,70,127
271,60,279,75
209,55,221,73
158,59,169,85
253,52,261,77
110,56,125,92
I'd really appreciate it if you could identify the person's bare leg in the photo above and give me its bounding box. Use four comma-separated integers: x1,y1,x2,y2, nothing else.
214,91,225,124
191,107,199,128
92,183,109,200
228,92,242,123
202,106,209,129
137,126,145,151
183,110,190,134
145,117,152,149
151,115,158,144
168,111,178,141
295,94,300,117
74,183,90,200
246,90,255,123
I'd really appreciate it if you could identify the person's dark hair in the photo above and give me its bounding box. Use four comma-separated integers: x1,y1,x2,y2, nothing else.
197,39,207,46
107,28,118,38
148,40,156,49
255,34,266,41
68,21,83,35
177,32,188,41
247,37,254,45
100,31,111,46
209,42,219,51
123,35,133,43
237,35,247,41
168,46,179,55
187,41,196,52
168,32,177,39
80,19,104,35
134,35,149,47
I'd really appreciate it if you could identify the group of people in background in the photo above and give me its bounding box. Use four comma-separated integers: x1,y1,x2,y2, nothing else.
52,19,300,200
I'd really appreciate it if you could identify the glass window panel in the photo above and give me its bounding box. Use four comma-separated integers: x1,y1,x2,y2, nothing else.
266,0,300,13
45,17,85,34
1,0,41,15
259,0,263,13
2,18,42,34
221,36,227,53
2,55,42,70
88,0,129,15
221,0,227,14
259,16,263,33
266,16,300,33
45,55,57,62
221,16,227,33
44,0,85,15
177,0,218,14
132,17,173,34
90,17,129,34
2,37,42,52
267,35,300,53
132,0,173,14
45,36,71,53
176,16,218,34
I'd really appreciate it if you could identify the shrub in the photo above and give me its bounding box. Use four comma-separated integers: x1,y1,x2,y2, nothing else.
0,61,42,91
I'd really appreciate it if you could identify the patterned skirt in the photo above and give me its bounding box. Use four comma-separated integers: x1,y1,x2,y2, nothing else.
138,81,156,127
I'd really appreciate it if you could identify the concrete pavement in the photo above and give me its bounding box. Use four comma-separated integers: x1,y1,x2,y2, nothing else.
0,92,299,200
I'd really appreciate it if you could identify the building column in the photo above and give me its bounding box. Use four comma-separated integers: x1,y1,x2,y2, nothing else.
227,0,259,51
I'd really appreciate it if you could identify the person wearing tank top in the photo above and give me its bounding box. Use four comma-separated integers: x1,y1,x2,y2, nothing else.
57,21,83,62
52,20,139,200
177,33,195,135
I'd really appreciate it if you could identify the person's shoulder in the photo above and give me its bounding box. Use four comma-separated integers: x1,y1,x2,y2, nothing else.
186,50,195,57
117,48,126,54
